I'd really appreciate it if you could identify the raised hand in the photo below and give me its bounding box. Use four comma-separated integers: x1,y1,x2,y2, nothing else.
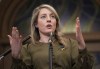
76,17,86,50
8,27,22,59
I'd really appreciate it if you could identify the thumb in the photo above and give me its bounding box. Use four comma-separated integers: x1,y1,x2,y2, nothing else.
7,35,12,44
7,35,12,39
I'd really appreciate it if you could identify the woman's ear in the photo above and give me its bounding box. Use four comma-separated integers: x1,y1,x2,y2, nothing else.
35,23,38,28
35,25,38,28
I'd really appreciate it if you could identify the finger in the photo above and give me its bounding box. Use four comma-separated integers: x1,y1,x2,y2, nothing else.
8,35,12,44
8,35,12,40
12,27,16,38
76,17,79,33
76,17,81,32
76,17,80,28
15,29,20,38
19,35,22,41
12,27,19,38
76,17,82,39
14,27,19,38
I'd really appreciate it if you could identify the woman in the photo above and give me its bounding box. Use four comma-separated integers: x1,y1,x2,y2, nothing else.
8,4,94,69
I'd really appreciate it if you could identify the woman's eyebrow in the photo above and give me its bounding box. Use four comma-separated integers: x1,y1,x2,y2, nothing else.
40,12,55,16
41,14,46,16
50,13,56,16
50,12,55,15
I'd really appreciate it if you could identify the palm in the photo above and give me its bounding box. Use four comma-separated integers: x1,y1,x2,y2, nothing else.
76,17,86,50
8,27,22,58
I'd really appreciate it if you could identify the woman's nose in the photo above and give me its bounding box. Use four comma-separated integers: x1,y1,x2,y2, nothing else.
47,16,51,22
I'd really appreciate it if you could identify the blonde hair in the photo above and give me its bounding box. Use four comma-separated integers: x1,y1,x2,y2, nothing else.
30,4,66,46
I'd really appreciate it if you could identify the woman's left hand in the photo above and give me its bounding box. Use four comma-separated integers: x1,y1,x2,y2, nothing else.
75,17,86,50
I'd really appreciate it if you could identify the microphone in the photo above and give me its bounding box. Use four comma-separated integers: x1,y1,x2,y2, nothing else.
48,32,54,69
0,35,31,60
22,35,31,45
48,32,53,43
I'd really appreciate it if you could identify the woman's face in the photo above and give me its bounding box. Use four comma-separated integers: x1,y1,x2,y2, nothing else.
36,8,57,35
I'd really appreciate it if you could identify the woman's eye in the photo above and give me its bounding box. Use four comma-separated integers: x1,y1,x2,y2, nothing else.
51,15,55,18
41,16,46,19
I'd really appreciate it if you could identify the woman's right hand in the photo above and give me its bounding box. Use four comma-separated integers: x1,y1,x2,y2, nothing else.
8,27,22,59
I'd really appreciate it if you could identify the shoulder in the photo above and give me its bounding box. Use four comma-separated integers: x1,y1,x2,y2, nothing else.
69,38,78,45
22,42,34,50
61,35,78,44
61,35,79,48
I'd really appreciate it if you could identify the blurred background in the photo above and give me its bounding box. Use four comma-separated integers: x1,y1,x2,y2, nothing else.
0,0,100,69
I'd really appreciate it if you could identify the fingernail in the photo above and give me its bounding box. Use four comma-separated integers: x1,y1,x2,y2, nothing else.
7,35,10,37
77,17,79,20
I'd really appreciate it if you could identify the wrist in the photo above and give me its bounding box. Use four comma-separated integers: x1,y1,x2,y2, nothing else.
79,48,87,54
12,52,21,59
12,57,22,63
78,45,86,50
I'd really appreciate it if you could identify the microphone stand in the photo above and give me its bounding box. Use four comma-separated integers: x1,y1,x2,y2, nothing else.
0,35,31,60
48,32,53,69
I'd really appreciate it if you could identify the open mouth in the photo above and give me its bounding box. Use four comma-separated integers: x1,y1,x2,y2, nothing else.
46,24,52,28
